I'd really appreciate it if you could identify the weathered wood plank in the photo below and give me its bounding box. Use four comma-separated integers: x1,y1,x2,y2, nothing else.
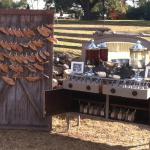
0,10,53,129
19,80,43,119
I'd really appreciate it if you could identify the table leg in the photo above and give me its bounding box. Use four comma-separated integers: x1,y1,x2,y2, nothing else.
66,113,70,131
148,99,150,125
77,114,80,127
105,95,109,119
48,115,52,132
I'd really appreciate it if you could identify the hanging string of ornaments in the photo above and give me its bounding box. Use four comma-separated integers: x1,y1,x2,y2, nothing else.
0,24,58,86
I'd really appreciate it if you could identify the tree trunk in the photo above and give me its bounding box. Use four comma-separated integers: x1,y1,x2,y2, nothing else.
76,0,100,20
80,1,99,20
83,11,99,20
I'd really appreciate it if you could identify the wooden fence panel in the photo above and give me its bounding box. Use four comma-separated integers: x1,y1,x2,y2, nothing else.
0,9,53,129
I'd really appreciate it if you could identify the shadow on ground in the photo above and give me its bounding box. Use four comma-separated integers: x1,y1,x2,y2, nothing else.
0,129,148,150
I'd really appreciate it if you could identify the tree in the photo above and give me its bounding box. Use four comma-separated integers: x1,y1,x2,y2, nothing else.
45,0,74,12
105,0,127,19
126,1,150,20
45,0,127,20
75,0,102,19
127,0,149,7
141,1,150,20
137,0,149,6
12,0,27,9
0,0,27,9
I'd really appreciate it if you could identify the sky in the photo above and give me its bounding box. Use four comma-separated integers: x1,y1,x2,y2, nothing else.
13,0,46,9
126,0,134,6
27,0,46,9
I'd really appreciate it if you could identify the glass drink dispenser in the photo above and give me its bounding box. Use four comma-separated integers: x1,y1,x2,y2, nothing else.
86,40,108,65
130,41,147,80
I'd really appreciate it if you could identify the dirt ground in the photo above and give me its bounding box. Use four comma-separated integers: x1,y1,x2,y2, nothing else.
0,115,150,150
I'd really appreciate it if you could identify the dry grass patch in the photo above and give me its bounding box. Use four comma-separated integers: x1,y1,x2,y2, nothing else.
54,20,150,56
52,115,150,150
0,115,149,150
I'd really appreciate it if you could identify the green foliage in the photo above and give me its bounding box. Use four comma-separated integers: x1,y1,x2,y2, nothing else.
106,0,127,13
0,0,13,8
12,0,27,9
126,1,150,20
142,1,150,20
0,0,27,9
137,0,148,6
126,6,143,19
45,0,127,20
105,0,127,18
45,0,74,11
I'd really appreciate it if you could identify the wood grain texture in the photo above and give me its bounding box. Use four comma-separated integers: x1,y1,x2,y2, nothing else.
0,10,53,129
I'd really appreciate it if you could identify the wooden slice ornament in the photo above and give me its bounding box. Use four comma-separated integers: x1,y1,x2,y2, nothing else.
10,42,17,51
20,54,28,64
0,41,2,48
13,28,20,37
0,41,11,51
32,40,44,48
11,28,16,36
16,65,24,73
0,41,7,49
2,76,15,86
9,64,18,72
9,64,23,74
24,53,30,64
8,28,14,36
27,53,36,63
15,54,23,64
10,42,21,52
43,51,50,57
9,53,16,62
13,54,18,63
6,42,12,51
16,29,21,37
27,28,35,36
2,52,9,59
33,63,44,71
45,24,54,29
39,51,46,60
29,42,37,51
22,28,32,38
35,53,43,63
46,36,58,44
15,28,24,38
0,63,9,73
37,25,52,37
15,43,23,52
0,53,5,61
18,28,24,37
20,43,29,48
25,76,40,82
25,64,37,73
0,27,9,35
14,28,20,37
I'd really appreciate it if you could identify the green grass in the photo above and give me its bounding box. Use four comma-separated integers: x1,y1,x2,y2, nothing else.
57,19,150,26
54,19,150,57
